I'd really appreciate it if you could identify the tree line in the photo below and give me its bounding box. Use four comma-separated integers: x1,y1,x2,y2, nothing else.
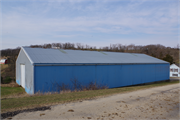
0,42,179,83
1,43,179,64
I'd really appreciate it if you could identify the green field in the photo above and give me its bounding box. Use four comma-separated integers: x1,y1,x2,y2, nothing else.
1,81,179,113
1,87,26,98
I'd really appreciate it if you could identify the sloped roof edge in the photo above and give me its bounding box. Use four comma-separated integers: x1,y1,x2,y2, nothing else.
21,46,34,64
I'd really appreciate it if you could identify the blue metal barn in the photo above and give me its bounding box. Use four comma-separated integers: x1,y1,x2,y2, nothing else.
16,47,169,94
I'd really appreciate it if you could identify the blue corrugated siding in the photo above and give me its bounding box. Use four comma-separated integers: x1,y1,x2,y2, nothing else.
34,64,169,93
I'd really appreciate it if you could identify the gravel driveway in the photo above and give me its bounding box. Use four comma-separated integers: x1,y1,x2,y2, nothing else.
11,84,179,120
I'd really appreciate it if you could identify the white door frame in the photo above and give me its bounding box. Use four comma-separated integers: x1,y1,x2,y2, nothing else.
21,64,25,88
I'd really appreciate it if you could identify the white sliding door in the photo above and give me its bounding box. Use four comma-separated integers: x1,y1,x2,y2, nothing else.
21,64,25,88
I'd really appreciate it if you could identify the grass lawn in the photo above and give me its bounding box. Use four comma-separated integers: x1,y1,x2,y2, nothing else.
1,80,179,113
1,86,26,98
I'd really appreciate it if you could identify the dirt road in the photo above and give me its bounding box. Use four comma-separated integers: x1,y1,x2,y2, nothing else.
11,84,179,120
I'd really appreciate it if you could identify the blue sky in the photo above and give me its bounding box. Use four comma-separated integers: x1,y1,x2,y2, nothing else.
0,0,179,49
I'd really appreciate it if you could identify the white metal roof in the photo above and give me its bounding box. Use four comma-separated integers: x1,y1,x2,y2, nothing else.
170,64,179,68
22,47,169,65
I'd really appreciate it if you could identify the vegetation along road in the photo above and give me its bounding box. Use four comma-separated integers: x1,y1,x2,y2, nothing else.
1,81,179,119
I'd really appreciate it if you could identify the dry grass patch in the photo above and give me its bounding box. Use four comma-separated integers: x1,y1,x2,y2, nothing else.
1,64,9,70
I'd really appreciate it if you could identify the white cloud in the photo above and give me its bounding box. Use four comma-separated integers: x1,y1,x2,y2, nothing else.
1,0,179,49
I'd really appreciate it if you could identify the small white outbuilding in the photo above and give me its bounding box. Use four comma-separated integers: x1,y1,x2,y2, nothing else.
170,64,180,77
0,59,8,64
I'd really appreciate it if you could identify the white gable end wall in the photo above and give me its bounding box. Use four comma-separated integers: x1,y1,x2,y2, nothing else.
16,48,34,94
